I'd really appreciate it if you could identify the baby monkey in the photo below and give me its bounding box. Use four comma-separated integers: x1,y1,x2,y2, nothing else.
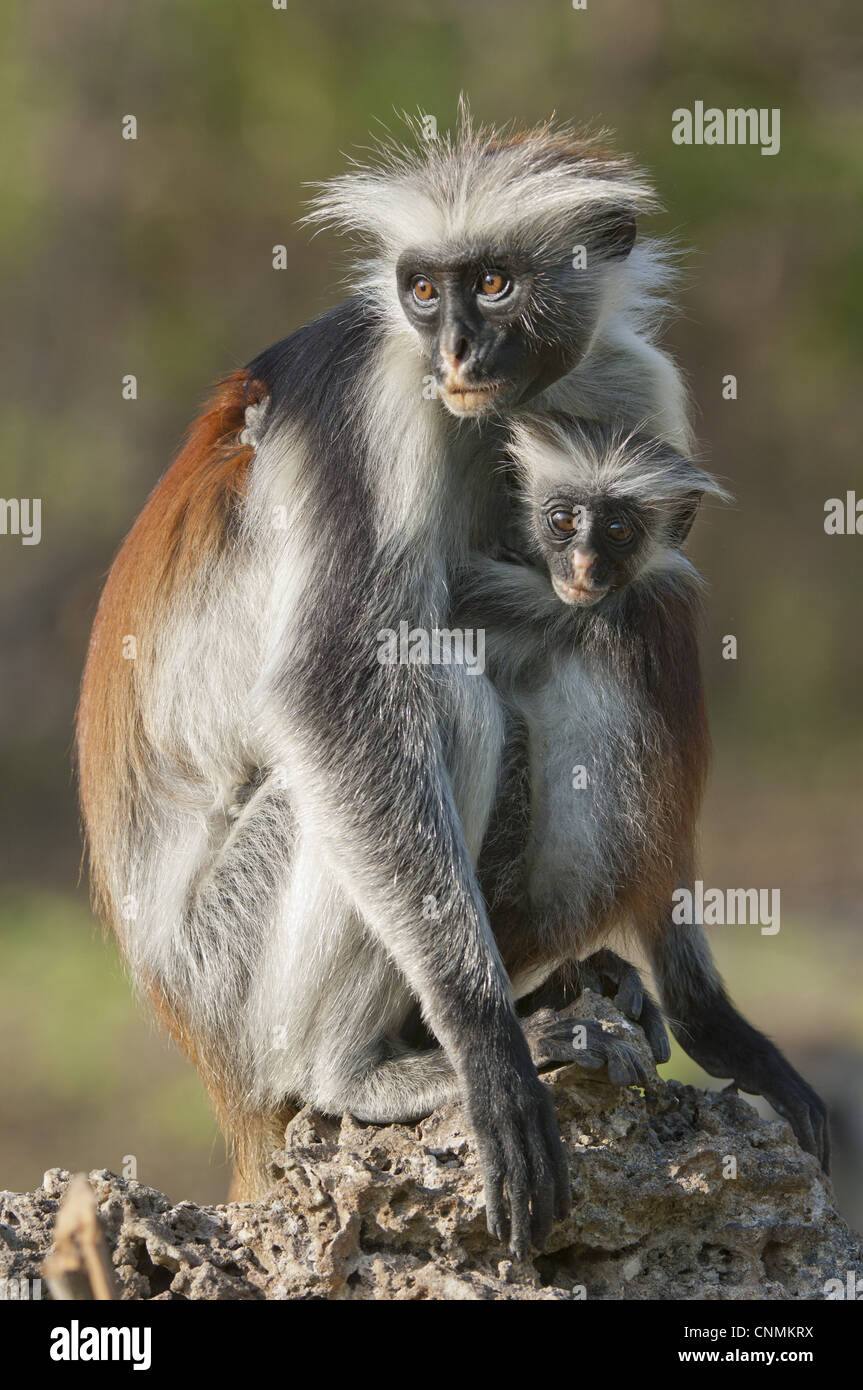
461,414,828,1168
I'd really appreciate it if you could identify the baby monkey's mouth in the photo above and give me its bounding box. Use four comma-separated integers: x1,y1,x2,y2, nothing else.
551,576,610,607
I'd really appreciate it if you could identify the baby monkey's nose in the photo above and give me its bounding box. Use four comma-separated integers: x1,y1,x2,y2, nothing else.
570,549,596,586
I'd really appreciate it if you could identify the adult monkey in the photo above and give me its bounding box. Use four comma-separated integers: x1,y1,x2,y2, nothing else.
77,109,691,1257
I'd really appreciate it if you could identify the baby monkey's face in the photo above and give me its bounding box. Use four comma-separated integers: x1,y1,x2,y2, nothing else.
537,494,649,606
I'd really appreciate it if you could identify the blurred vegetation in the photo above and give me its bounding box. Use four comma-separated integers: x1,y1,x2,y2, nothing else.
0,890,224,1199
0,1,860,1219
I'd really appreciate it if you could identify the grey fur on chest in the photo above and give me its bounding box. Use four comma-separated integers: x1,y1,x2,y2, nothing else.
513,651,639,914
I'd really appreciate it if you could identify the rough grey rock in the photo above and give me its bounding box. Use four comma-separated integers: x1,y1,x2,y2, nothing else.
1,993,860,1300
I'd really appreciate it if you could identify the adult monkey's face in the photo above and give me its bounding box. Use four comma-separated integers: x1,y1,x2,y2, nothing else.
395,211,636,418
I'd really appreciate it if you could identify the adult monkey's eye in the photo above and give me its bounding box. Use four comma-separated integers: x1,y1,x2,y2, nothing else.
477,269,511,298
605,516,635,546
411,275,438,304
548,509,578,536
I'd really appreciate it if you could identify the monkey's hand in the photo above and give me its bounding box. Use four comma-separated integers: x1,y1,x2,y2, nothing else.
578,948,671,1065
524,1010,650,1086
462,1022,571,1260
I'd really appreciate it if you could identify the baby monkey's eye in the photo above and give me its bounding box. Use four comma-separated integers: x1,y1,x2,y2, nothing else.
411,275,439,304
605,516,636,547
477,270,511,299
547,509,578,536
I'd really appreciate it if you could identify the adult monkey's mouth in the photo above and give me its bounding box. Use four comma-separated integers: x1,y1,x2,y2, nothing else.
438,380,513,415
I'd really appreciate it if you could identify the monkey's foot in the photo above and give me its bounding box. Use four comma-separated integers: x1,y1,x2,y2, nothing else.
760,1070,830,1172
715,1048,830,1172
524,1011,648,1086
578,949,671,1065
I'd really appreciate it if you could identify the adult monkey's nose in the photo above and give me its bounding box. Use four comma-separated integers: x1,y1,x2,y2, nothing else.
440,319,474,374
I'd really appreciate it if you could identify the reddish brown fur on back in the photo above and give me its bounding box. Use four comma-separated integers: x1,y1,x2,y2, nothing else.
614,582,711,930
76,369,263,927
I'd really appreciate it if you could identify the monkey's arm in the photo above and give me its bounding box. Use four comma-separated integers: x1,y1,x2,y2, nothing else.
267,600,569,1255
644,916,829,1168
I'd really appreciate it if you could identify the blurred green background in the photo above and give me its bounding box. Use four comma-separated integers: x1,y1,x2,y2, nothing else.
1,0,861,1227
